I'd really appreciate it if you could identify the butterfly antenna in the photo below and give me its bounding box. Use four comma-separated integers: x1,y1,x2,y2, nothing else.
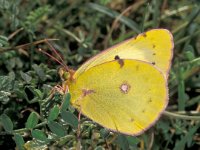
40,39,74,76
45,40,69,69
38,48,67,70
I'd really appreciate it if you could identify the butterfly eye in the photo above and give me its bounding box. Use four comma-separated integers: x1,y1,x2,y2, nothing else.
58,68,70,81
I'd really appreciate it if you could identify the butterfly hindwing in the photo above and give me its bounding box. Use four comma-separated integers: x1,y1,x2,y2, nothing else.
69,59,168,135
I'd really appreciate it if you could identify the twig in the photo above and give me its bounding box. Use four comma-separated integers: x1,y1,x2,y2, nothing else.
164,111,200,120
0,38,59,54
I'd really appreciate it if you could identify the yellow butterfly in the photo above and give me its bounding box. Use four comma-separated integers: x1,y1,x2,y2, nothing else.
62,29,173,135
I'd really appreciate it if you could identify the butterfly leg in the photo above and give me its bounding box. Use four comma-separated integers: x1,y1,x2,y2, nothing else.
49,84,69,99
77,109,82,138
76,108,82,150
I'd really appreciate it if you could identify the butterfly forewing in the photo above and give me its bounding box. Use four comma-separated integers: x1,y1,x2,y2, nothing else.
74,29,173,79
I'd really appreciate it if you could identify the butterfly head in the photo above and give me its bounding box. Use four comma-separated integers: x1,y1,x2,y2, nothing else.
59,67,75,82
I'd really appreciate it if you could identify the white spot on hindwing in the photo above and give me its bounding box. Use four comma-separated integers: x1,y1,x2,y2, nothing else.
120,82,131,94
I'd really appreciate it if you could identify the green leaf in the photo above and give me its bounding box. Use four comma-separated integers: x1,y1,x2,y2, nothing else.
0,73,15,91
115,135,129,150
126,136,140,147
0,35,9,47
13,134,25,150
87,3,140,33
32,129,47,141
48,105,60,122
33,89,43,99
0,0,10,9
48,121,66,137
0,35,8,41
24,5,50,29
177,66,187,110
24,141,47,150
0,114,13,132
100,128,110,139
20,71,32,83
0,90,11,104
184,45,195,61
32,64,46,81
25,112,39,129
61,93,71,111
61,111,78,129
174,124,200,150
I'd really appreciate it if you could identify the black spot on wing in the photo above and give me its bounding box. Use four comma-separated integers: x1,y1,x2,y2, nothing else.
134,36,137,40
114,55,120,60
148,98,152,103
136,65,139,71
115,55,124,68
142,33,147,37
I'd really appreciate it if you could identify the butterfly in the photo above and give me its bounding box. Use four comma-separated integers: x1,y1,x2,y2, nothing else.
61,29,173,135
